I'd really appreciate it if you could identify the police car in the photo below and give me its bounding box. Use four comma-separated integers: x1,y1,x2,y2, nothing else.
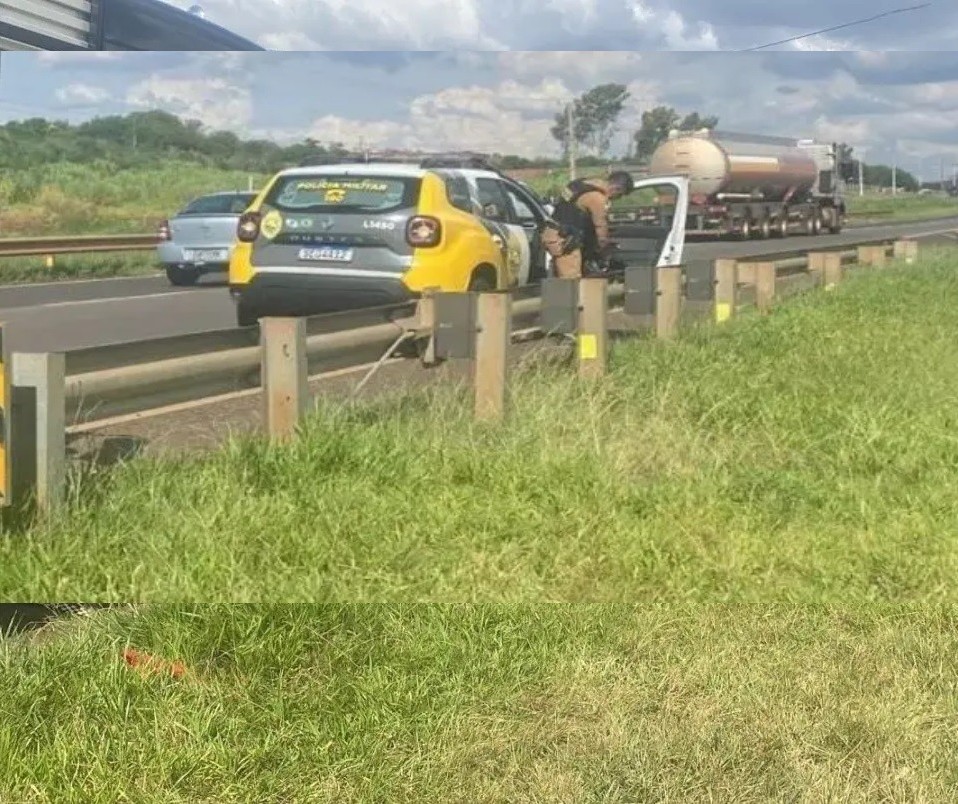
228,152,689,327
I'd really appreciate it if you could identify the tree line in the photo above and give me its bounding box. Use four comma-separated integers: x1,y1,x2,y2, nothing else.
0,98,923,191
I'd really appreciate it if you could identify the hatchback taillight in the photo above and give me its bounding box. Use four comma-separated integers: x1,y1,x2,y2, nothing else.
158,220,170,241
406,216,441,248
237,211,262,243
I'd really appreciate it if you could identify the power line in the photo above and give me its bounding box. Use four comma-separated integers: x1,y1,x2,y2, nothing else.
740,3,933,51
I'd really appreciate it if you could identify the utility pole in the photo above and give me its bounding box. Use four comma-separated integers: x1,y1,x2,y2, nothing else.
858,156,865,197
567,103,577,180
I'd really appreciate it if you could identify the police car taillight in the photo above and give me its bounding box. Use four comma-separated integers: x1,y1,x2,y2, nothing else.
406,216,441,247
237,211,261,242
158,220,171,241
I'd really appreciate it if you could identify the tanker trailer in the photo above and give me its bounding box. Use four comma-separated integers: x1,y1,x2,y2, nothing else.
646,129,847,239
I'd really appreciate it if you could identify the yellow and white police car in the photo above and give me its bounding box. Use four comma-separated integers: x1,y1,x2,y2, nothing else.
228,153,688,327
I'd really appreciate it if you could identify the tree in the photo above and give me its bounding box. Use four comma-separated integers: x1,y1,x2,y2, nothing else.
550,83,631,158
678,112,719,133
632,106,720,163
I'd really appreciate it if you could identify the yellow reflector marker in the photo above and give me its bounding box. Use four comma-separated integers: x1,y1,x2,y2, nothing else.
578,334,598,360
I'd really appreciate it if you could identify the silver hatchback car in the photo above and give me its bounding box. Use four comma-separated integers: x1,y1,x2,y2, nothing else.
157,191,257,285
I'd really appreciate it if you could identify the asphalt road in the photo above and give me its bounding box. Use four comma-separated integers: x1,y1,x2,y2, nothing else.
2,216,957,354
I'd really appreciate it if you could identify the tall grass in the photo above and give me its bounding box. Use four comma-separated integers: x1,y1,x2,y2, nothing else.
0,161,267,237
2,252,958,602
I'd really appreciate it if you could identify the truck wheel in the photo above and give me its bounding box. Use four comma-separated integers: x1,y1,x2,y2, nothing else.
824,208,842,234
739,219,752,240
811,214,823,235
759,218,771,239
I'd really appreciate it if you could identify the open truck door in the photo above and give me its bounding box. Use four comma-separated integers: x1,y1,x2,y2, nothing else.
608,175,689,272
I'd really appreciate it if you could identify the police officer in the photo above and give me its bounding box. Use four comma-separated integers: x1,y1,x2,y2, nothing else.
540,170,635,279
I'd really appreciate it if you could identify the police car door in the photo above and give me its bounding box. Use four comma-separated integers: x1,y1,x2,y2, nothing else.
471,176,532,288
501,180,549,283
609,176,690,269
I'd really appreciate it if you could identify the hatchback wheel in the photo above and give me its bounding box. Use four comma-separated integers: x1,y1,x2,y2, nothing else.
166,265,200,286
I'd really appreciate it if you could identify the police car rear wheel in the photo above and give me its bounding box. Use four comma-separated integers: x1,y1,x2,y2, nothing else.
236,299,260,328
468,268,497,292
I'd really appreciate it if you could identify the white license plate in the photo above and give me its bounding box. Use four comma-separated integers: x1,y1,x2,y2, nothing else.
298,247,354,263
183,249,227,263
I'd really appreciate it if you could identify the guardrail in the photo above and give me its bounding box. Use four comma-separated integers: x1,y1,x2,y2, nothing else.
52,233,931,424
1,208,954,259
0,234,159,258
1,231,939,513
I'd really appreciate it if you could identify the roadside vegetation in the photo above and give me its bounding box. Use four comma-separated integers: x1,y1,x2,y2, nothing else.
2,602,956,802
0,252,159,284
3,249,958,602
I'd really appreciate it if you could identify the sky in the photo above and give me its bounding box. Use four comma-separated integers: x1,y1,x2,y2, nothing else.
169,0,952,52
4,50,958,178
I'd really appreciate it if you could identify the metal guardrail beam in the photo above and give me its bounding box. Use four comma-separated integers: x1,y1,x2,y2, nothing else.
0,234,159,257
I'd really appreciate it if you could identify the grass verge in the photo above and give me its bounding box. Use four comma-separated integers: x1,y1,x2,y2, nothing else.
847,192,958,223
0,251,160,285
3,250,958,602
1,603,956,802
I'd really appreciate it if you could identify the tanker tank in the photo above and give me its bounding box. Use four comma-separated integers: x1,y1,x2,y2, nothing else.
648,129,820,203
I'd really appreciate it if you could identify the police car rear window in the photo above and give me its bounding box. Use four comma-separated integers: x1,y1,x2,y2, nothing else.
265,175,420,214
181,194,257,215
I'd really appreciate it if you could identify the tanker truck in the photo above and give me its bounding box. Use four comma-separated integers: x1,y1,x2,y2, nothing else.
643,129,853,239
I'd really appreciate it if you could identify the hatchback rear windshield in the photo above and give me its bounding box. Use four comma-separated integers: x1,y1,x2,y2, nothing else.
265,175,421,214
180,194,257,215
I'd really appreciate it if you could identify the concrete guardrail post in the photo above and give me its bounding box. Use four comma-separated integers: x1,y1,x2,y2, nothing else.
11,352,66,513
858,244,887,268
755,262,777,314
260,317,308,442
807,252,828,286
823,253,843,290
655,266,682,339
0,325,10,509
894,239,919,264
474,292,512,421
578,277,609,378
713,259,737,323
417,287,440,366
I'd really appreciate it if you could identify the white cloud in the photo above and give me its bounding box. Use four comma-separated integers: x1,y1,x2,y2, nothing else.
125,77,253,130
632,2,718,49
192,0,503,49
55,83,110,105
498,52,645,82
790,35,854,51
295,78,573,157
37,52,121,65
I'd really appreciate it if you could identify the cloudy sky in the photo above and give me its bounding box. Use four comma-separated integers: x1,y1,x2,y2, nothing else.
3,49,958,177
158,0,949,51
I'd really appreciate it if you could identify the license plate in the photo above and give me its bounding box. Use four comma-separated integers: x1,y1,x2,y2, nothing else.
184,249,227,263
298,247,354,263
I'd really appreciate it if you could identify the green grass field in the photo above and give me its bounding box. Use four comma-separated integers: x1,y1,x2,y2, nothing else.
3,249,958,603
2,603,956,802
